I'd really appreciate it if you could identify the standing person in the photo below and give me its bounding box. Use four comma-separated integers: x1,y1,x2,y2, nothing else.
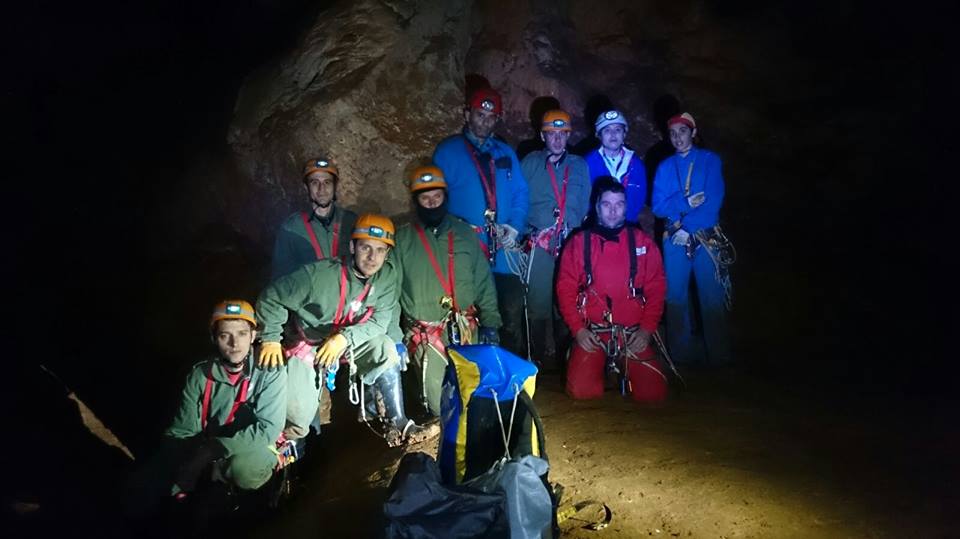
271,157,358,280
432,86,530,357
652,113,732,365
519,109,591,370
124,300,287,518
584,110,654,235
394,166,502,416
556,178,667,402
257,215,438,447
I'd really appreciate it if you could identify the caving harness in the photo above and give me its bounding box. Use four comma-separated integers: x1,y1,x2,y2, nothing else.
665,149,737,309
300,209,341,261
531,156,572,257
282,261,376,418
406,224,480,410
200,363,250,431
463,139,500,265
200,354,298,471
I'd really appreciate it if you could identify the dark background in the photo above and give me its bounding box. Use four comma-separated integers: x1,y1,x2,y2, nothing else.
6,0,954,532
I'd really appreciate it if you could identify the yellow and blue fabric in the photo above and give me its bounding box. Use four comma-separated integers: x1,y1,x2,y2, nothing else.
438,344,543,484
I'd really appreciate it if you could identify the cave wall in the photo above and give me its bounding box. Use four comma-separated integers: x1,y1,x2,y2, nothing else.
224,0,797,250
227,0,475,248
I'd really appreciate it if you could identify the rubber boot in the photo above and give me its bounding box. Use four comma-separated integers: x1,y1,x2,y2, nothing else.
374,366,439,447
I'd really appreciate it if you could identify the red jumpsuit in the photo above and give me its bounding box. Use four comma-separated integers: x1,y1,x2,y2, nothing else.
556,226,667,402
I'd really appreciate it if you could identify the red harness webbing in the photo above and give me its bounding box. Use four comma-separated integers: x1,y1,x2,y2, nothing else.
462,139,497,213
414,224,457,311
546,162,570,224
541,162,570,252
332,265,374,328
300,212,339,260
469,225,492,259
200,368,250,430
409,321,448,358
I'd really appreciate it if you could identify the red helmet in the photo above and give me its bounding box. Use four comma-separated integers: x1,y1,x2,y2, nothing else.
468,87,502,115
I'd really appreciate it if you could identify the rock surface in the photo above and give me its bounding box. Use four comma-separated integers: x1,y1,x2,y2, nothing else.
225,0,798,249
227,0,474,247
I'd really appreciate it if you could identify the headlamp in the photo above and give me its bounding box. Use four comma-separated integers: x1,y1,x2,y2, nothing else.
604,110,620,120
480,99,495,112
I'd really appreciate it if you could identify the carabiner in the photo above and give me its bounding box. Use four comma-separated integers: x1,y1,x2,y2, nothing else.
349,379,360,405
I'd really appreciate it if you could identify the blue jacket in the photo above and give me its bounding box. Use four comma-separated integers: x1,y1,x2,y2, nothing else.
584,147,647,223
651,147,724,234
432,131,529,275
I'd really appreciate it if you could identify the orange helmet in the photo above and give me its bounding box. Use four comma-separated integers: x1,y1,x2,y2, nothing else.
302,157,339,182
210,300,257,330
351,214,396,247
542,109,572,132
409,165,447,194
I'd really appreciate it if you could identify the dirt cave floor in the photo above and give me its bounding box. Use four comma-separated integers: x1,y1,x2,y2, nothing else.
230,367,957,539
9,359,959,538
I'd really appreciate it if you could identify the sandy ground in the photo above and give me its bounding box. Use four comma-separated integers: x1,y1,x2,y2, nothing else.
227,367,956,539
9,361,958,538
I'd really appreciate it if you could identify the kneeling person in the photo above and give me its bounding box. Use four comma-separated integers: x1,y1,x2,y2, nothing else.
258,214,437,446
126,301,287,516
556,178,667,402
394,166,502,417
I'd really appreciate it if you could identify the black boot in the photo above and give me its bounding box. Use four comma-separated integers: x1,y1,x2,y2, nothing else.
374,366,439,447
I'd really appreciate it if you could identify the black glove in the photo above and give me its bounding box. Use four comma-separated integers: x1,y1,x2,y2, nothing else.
173,440,226,494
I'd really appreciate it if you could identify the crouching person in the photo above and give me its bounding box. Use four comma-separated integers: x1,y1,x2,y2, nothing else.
124,300,286,520
556,177,668,402
257,214,439,447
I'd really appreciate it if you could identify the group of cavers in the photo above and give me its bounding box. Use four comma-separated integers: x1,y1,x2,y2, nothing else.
124,85,736,524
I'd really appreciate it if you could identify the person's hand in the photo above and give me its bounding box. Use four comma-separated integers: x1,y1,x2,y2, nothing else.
575,328,602,352
626,328,651,357
395,342,409,371
687,191,706,209
258,342,284,368
173,441,225,494
496,224,518,249
479,326,500,345
671,229,691,246
316,334,348,367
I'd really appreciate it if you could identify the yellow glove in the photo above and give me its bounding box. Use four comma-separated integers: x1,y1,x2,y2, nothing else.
258,342,284,369
315,333,348,368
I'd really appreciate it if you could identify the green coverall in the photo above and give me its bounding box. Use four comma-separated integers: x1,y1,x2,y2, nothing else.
166,357,287,489
271,205,358,280
257,257,401,439
394,214,501,415
123,354,286,517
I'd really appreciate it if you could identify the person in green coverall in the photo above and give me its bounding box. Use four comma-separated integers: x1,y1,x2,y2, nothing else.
257,214,439,447
271,157,358,280
124,300,287,518
394,165,502,416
